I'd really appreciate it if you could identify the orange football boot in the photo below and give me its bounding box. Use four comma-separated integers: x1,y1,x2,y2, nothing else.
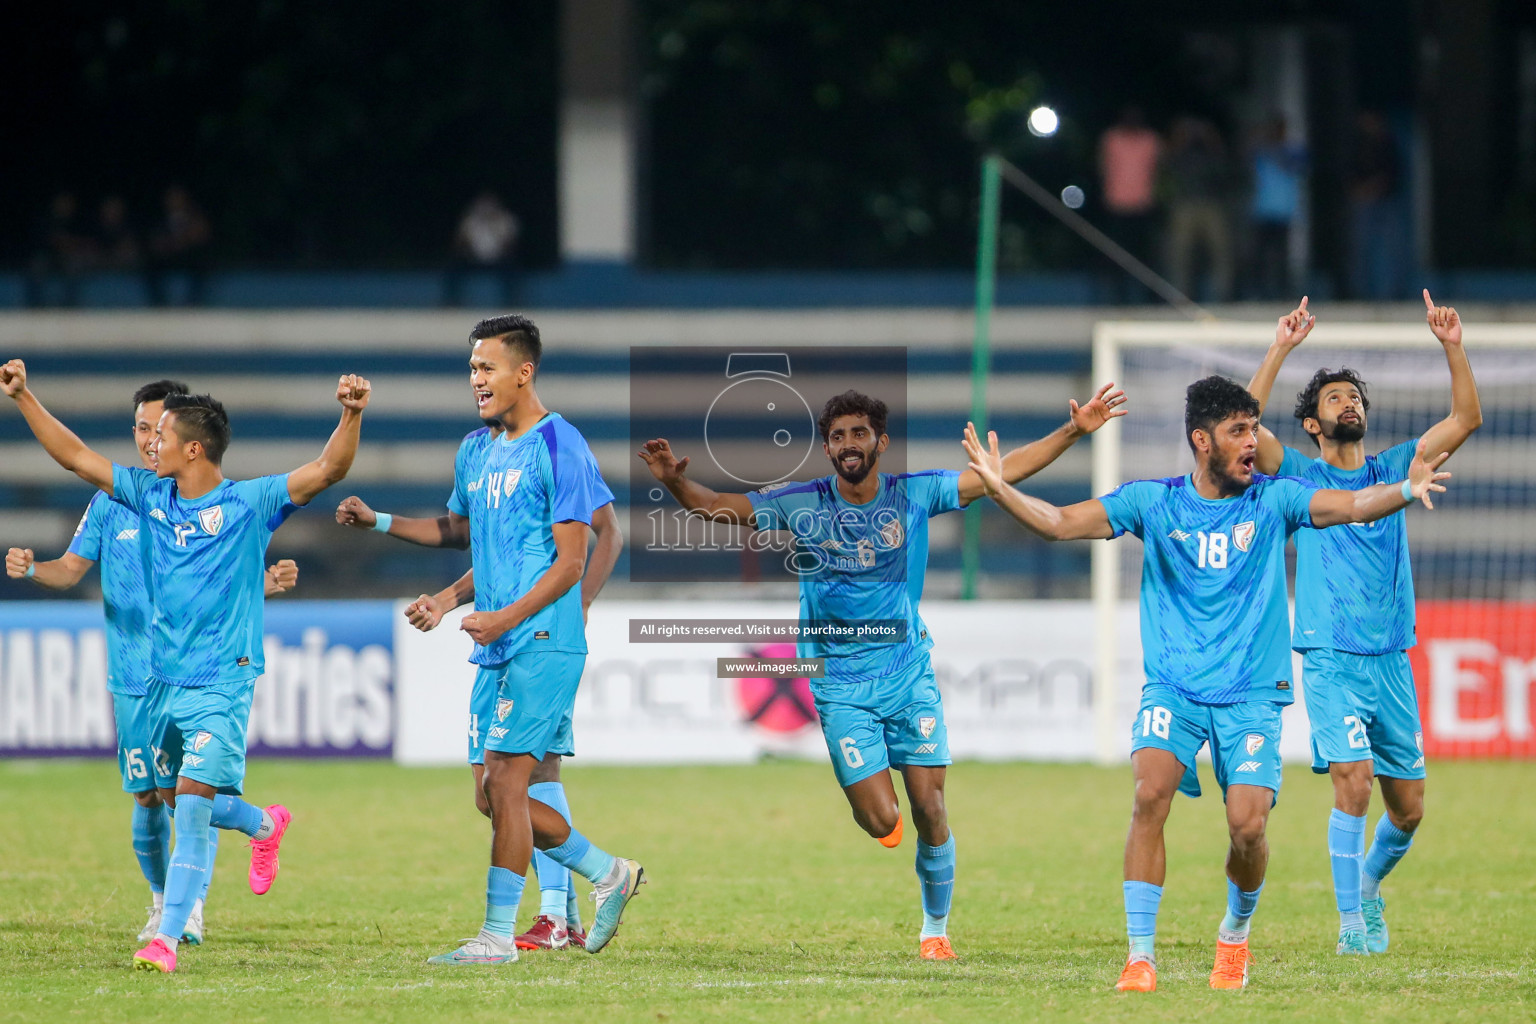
919,936,957,960
1115,957,1157,992
1210,938,1252,989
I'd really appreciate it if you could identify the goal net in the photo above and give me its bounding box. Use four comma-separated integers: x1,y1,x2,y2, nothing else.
1088,319,1536,765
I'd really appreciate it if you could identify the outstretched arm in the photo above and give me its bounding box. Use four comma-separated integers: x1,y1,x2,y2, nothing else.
1308,440,1452,527
962,422,1115,541
1246,297,1315,474
335,495,470,549
6,548,95,590
582,502,623,620
637,439,756,525
461,520,589,646
1,361,115,493
403,568,476,632
287,375,372,506
956,382,1127,503
1417,289,1482,460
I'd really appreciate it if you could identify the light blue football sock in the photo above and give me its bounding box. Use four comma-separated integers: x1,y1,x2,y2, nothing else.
131,802,170,893
210,794,266,836
199,826,220,903
1219,879,1264,941
544,828,617,885
1123,880,1162,958
530,782,573,920
484,866,526,941
1361,815,1415,900
158,795,214,946
915,833,956,938
1329,809,1367,932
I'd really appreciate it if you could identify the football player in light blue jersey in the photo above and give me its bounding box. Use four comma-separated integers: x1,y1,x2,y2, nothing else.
334,423,623,951
640,382,1128,961
1247,293,1482,955
425,315,642,966
961,375,1452,992
5,379,299,949
1,358,372,975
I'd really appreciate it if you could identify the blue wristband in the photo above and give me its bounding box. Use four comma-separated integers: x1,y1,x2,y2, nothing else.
24,562,35,578
1400,480,1416,503
372,512,394,533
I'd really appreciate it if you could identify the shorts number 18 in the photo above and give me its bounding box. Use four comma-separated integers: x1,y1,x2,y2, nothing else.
1140,706,1172,739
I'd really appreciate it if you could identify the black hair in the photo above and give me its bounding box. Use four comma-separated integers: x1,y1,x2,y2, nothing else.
817,390,889,442
132,379,189,413
469,314,541,378
162,393,231,465
1184,375,1260,453
1293,368,1371,448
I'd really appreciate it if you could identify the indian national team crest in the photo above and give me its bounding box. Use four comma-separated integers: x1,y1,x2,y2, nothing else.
879,516,905,550
496,698,514,721
198,504,225,536
192,730,214,753
503,470,521,497
1232,520,1256,552
1245,733,1265,755
919,716,937,739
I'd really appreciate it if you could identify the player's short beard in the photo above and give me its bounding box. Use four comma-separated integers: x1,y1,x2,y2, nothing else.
1325,416,1367,444
832,447,876,485
1207,445,1253,496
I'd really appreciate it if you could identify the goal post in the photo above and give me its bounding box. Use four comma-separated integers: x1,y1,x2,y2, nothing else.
1089,317,1536,767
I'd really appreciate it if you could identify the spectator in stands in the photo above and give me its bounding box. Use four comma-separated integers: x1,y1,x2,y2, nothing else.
26,192,91,307
1163,116,1234,303
93,196,143,271
1348,111,1407,300
445,191,521,306
1097,106,1162,303
1246,115,1308,300
147,185,213,306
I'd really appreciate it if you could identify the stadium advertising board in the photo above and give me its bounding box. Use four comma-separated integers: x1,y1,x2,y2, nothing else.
0,601,395,757
1410,601,1536,757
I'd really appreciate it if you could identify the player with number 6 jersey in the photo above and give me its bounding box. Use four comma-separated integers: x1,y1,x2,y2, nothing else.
640,381,1128,960
960,374,1453,992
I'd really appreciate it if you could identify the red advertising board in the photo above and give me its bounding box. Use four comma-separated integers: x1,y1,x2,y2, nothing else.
1409,602,1536,758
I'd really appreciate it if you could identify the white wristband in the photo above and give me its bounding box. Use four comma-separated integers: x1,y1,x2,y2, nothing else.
372,512,394,533
1400,481,1416,503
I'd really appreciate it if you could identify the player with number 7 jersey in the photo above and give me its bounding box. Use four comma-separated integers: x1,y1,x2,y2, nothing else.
960,375,1453,992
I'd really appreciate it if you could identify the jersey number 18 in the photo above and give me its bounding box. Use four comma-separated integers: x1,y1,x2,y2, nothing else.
1196,531,1228,569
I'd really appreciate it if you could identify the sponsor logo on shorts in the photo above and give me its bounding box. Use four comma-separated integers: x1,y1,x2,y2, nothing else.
1276,680,1291,691
534,631,550,640
192,731,214,752
1236,760,1262,773
236,656,250,667
1412,756,1425,769
496,698,514,721
1245,733,1264,755
183,754,205,768
488,726,508,740
918,716,936,739
915,742,937,755
1232,521,1256,552
198,505,225,535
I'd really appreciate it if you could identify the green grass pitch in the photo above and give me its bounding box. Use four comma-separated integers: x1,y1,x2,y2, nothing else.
2,758,1532,1023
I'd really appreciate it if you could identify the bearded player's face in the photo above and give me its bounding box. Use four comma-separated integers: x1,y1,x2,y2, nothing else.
1199,413,1259,494
1313,381,1367,444
823,414,885,485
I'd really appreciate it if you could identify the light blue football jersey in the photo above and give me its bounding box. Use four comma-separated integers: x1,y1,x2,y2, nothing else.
1281,440,1417,654
110,465,299,688
447,425,496,616
67,491,152,696
464,413,613,667
748,470,962,687
1101,473,1318,705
